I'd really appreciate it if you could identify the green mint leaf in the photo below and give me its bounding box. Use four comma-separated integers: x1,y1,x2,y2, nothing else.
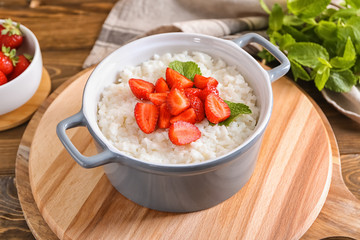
302,25,323,44
282,25,310,42
318,57,332,68
269,3,284,31
287,0,331,18
290,60,311,81
314,65,330,90
258,49,275,63
330,37,356,69
319,8,337,20
347,15,360,29
354,58,360,74
277,34,296,51
283,15,304,27
218,100,252,126
268,31,293,51
346,16,360,54
259,0,271,14
323,39,341,58
336,25,360,56
168,61,201,80
315,21,337,41
287,42,329,68
345,0,360,9
325,69,357,92
330,7,359,22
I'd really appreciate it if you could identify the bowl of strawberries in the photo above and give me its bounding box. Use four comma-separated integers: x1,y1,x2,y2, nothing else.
0,18,42,115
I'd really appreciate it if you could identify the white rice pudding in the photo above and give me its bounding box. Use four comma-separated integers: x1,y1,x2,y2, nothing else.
97,51,259,164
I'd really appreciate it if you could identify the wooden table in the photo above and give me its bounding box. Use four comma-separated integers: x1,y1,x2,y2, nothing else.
0,1,359,239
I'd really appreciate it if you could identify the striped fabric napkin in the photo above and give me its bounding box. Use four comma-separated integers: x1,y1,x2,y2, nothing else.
83,0,286,68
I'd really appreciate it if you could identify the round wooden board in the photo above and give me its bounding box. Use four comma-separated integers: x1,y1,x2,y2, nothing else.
0,68,51,131
32,69,332,240
16,68,360,240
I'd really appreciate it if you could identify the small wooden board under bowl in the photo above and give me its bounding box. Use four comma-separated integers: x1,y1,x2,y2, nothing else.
16,68,360,240
0,67,51,131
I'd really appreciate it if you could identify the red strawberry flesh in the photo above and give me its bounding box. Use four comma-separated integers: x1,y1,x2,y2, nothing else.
8,55,30,80
168,121,201,145
166,88,190,115
0,46,17,75
166,67,193,89
155,77,169,93
205,93,231,124
189,95,205,122
194,74,218,89
148,92,168,106
129,78,155,100
170,107,197,124
158,103,171,129
134,102,159,134
198,85,219,102
0,71,8,86
184,88,201,98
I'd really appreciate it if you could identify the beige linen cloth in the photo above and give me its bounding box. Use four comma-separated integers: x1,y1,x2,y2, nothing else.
84,0,360,124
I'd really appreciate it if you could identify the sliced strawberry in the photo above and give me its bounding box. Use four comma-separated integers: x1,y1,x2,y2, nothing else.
134,102,159,134
148,92,168,106
0,71,8,86
155,77,169,93
8,54,31,80
168,121,201,145
194,74,218,89
129,78,155,100
184,88,201,98
189,96,205,122
166,67,193,89
170,108,197,124
205,93,231,124
198,85,219,102
158,103,171,129
166,88,190,115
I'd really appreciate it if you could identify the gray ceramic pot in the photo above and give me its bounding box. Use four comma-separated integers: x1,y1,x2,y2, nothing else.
57,33,290,212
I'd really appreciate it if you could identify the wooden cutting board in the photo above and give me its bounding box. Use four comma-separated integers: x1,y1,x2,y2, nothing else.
17,68,360,240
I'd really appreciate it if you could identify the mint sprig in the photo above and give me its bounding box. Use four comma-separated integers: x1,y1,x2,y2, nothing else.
168,60,202,80
218,100,252,126
259,0,360,92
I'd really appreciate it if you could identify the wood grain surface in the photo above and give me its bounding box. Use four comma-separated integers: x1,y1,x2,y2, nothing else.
25,68,335,240
1,0,360,239
0,1,116,239
0,68,51,131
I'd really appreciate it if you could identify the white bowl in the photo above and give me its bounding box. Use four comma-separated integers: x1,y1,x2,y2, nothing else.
0,19,43,115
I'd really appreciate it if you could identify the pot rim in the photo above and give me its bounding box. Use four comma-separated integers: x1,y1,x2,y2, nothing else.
57,32,289,173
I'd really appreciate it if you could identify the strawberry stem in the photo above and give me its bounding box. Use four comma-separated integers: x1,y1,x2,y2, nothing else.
1,18,22,36
1,46,19,66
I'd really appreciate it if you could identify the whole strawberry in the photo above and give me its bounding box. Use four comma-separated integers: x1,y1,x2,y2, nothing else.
0,71,8,86
0,19,23,49
0,46,18,75
8,54,31,80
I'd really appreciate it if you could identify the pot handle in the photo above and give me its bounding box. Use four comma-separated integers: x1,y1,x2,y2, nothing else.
56,111,116,168
232,33,290,82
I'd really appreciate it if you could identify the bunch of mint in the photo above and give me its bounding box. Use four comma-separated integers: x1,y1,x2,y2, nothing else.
259,0,360,92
